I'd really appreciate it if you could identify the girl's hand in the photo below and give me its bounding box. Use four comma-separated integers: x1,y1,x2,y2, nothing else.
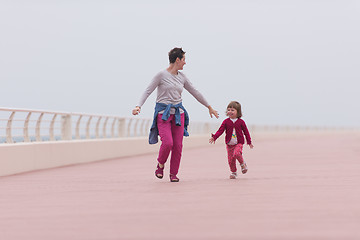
132,106,141,115
208,106,219,119
249,144,254,149
209,137,215,144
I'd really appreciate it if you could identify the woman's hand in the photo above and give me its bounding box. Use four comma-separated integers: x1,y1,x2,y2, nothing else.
209,137,215,144
249,144,254,149
208,105,219,118
132,106,141,115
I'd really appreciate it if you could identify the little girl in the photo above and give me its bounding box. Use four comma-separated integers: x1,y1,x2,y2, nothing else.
209,101,254,179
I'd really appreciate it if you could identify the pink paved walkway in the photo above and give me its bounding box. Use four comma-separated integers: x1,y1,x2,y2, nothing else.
1,131,360,240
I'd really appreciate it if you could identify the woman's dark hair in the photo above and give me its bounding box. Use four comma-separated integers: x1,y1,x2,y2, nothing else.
227,101,242,118
168,47,186,63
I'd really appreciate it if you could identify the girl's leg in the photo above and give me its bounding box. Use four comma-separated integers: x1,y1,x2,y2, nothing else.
234,144,248,174
226,145,237,173
169,113,185,176
234,144,244,165
157,114,173,165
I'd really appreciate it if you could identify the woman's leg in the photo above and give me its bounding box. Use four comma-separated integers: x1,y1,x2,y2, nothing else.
226,145,237,173
157,114,173,165
169,113,185,176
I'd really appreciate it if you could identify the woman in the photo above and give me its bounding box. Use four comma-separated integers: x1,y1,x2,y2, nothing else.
132,47,218,182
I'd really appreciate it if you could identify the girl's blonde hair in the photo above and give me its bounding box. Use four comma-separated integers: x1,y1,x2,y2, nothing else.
227,101,242,118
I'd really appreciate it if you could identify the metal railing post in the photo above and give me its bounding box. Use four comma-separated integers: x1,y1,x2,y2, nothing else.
146,119,151,136
118,118,126,137
35,113,45,141
24,112,32,142
86,116,92,139
6,111,16,143
61,114,72,140
103,117,109,138
49,114,57,141
75,115,83,139
133,119,139,137
127,118,134,137
96,117,102,138
111,118,117,138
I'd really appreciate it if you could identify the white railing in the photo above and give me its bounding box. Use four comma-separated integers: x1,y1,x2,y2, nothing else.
1,107,356,144
0,107,220,144
0,108,144,143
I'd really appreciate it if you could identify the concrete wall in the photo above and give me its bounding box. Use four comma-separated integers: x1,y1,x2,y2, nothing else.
0,135,213,177
3,130,348,177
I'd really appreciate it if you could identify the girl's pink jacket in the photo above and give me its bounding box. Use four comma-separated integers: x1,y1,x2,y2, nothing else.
212,118,252,145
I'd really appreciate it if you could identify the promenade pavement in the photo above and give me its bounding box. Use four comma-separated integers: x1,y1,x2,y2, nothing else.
0,131,359,240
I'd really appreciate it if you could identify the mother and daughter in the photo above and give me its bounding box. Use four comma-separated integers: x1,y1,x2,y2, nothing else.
132,47,253,182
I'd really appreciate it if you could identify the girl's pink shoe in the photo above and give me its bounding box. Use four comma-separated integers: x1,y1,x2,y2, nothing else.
230,172,237,179
241,163,248,174
170,174,179,182
155,163,164,179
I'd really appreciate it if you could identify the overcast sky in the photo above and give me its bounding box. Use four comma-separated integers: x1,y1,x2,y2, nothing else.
1,0,359,128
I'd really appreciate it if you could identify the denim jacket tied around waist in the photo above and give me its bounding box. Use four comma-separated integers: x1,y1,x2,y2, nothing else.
149,102,189,144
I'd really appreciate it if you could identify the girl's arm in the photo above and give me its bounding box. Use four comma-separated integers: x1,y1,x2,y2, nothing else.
211,120,227,142
241,120,252,145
